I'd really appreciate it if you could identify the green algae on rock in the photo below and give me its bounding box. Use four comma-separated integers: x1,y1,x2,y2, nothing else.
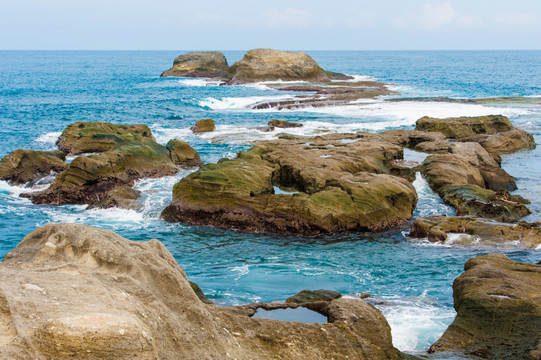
191,118,216,133
429,254,541,359
160,51,229,78
0,149,67,185
166,139,203,167
162,133,418,234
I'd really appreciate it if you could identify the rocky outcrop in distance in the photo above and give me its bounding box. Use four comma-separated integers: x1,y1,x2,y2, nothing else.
160,51,229,78
0,223,409,360
429,254,541,359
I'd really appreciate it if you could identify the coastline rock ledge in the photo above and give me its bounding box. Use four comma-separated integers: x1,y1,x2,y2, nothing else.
0,223,408,360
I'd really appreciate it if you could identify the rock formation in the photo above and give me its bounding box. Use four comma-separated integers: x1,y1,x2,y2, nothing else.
162,132,418,234
166,139,202,167
267,119,303,129
160,51,229,78
429,254,541,359
87,186,142,210
0,149,67,185
225,48,331,84
0,223,408,360
410,215,541,248
191,119,215,133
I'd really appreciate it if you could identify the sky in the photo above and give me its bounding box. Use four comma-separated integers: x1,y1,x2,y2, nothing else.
0,0,540,50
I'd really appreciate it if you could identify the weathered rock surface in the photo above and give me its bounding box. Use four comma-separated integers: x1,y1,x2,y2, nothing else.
225,48,331,85
429,254,541,359
166,139,202,167
162,132,418,234
267,119,303,129
0,223,407,360
462,128,536,155
27,122,181,206
410,215,541,248
191,118,215,133
0,149,67,185
160,51,229,78
88,186,142,210
57,122,155,155
415,115,513,139
286,289,342,304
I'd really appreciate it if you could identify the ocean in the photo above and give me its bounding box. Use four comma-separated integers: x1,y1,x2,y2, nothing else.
0,50,540,356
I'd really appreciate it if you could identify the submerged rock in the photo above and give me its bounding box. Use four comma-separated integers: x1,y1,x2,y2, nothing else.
162,133,418,234
267,119,303,129
166,139,202,167
410,215,541,248
0,223,408,360
429,254,541,359
160,51,229,78
88,186,142,210
191,118,215,133
0,149,67,185
225,48,332,84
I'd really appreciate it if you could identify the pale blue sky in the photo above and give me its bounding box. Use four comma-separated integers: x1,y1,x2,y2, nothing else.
1,0,539,50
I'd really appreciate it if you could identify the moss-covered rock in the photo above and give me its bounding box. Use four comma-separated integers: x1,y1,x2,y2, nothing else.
166,139,202,167
286,290,342,304
415,115,513,139
191,119,215,133
0,149,67,185
267,119,303,129
160,51,229,78
57,122,154,155
410,215,541,248
162,134,418,234
429,254,541,359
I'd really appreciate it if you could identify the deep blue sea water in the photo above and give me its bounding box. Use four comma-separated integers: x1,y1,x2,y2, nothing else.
0,50,540,355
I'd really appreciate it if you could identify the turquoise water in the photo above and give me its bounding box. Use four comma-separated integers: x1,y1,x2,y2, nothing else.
0,50,540,355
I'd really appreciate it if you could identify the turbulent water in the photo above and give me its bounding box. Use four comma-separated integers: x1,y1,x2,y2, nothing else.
1,50,540,356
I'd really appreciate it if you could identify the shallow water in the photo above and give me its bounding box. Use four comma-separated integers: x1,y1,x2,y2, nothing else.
1,50,540,355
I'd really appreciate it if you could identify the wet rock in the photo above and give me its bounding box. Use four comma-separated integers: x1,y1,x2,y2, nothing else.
0,223,408,360
160,51,229,78
429,254,541,359
267,119,303,129
162,133,418,234
442,185,531,222
286,289,342,304
188,281,213,304
0,149,67,185
410,215,541,248
88,186,142,210
28,122,178,206
415,115,513,139
461,128,536,155
225,48,331,84
56,122,154,155
191,118,215,133
166,139,202,166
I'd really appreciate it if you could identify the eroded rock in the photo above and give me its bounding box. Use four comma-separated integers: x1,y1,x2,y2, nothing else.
166,139,202,167
88,186,142,210
0,149,67,185
415,115,513,139
286,289,342,304
429,254,541,359
160,51,229,78
191,119,215,133
0,224,408,360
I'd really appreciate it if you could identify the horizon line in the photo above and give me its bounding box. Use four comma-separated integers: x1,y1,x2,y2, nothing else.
1,48,540,52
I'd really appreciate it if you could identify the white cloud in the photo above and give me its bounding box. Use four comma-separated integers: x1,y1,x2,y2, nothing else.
421,2,456,28
492,13,536,26
346,12,377,29
395,2,485,30
266,8,313,29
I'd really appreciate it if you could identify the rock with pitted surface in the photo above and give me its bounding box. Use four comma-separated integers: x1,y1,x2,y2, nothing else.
166,139,202,167
461,128,536,155
0,149,67,185
191,118,215,133
429,254,541,359
56,122,155,155
162,132,418,234
160,51,229,78
410,215,541,248
0,223,409,360
225,48,332,85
